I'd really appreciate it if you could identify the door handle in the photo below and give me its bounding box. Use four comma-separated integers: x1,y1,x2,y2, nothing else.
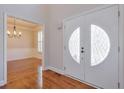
81,47,84,49
81,51,84,53
81,47,84,53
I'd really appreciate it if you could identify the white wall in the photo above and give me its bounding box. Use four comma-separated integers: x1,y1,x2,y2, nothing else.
0,4,49,86
48,4,103,70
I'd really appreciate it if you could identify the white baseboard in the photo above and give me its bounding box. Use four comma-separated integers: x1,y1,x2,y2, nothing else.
64,74,100,89
46,66,64,75
0,80,6,87
46,66,99,89
43,66,49,70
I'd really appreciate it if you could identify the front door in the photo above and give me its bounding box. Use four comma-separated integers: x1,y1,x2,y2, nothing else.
82,5,119,88
64,5,119,88
64,16,85,80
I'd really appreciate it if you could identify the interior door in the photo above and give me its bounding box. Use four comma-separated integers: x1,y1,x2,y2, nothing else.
82,5,119,88
64,16,85,80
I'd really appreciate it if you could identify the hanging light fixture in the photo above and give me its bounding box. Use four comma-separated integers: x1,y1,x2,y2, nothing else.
7,17,22,38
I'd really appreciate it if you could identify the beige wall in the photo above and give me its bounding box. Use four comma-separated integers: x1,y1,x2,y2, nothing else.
7,28,34,49
7,18,43,61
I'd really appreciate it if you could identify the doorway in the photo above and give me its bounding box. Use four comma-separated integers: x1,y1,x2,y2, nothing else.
4,15,45,88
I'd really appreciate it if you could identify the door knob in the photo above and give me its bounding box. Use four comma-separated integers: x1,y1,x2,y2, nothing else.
81,51,84,53
81,47,84,49
81,47,84,53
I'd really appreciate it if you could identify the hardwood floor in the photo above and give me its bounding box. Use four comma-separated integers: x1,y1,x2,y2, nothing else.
0,58,94,89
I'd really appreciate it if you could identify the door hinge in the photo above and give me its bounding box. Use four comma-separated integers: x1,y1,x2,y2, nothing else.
64,25,66,29
118,82,120,88
118,46,120,52
118,11,120,17
64,46,66,50
64,67,66,70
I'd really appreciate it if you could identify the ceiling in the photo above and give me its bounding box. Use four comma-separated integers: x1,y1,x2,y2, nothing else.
7,16,42,31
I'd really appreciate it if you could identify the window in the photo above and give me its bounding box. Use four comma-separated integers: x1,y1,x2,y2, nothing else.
91,24,110,66
68,27,80,64
38,31,43,53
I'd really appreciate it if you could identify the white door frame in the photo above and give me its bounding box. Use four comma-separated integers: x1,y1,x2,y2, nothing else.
63,4,123,88
3,12,46,86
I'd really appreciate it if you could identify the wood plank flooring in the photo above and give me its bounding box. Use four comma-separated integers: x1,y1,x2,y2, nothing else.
0,58,94,89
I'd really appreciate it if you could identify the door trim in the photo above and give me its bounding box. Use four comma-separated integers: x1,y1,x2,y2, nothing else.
2,12,46,86
118,5,124,89
63,4,116,22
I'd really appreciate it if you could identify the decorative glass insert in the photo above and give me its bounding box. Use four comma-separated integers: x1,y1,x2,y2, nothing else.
91,24,110,66
69,27,80,64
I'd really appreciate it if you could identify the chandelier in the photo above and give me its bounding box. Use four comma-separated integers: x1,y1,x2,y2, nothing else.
7,17,22,38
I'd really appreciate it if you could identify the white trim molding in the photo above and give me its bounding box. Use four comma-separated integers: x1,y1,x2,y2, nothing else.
46,66,64,75
0,80,6,87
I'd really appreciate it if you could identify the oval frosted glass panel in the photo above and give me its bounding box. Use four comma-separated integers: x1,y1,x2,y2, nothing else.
91,24,110,66
69,27,80,64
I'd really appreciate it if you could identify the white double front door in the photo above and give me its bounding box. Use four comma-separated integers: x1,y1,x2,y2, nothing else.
64,5,119,88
